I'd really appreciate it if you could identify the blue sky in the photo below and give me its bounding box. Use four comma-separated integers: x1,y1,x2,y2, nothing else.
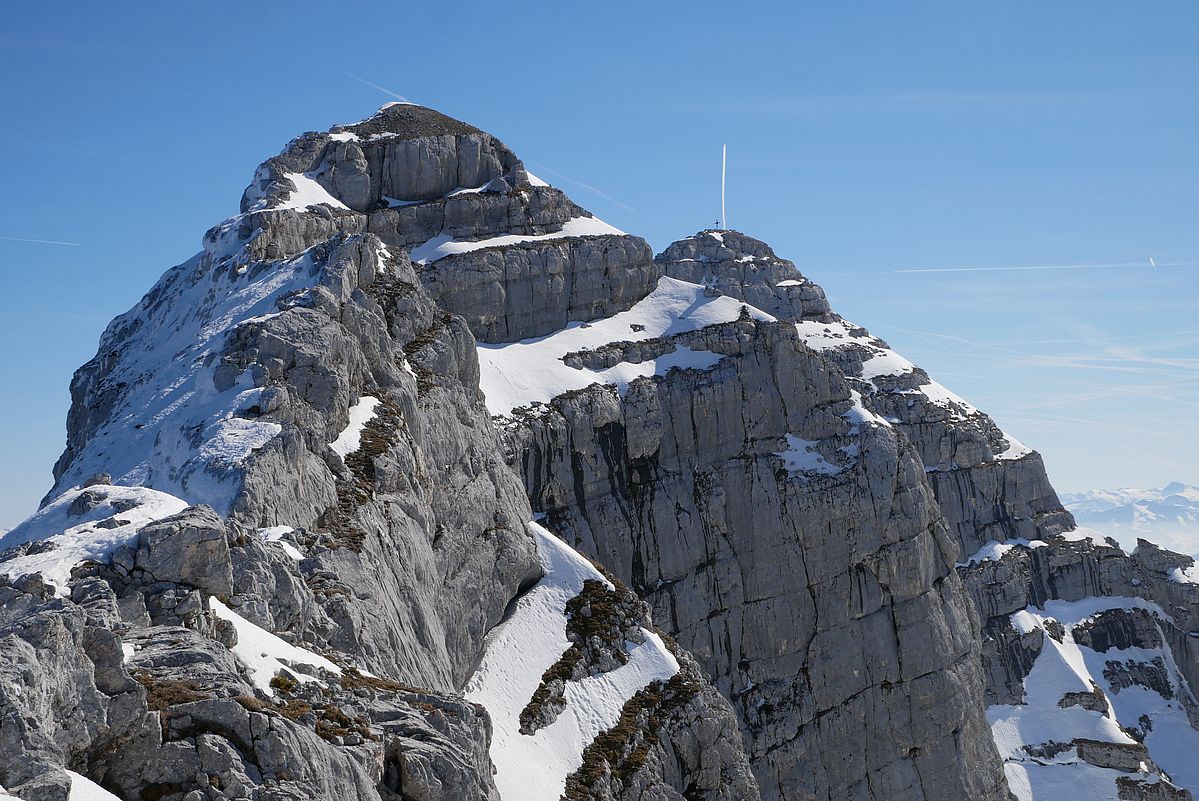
1,2,1196,527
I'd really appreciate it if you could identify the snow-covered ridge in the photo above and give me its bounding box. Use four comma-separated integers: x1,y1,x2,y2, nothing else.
209,597,342,694
989,596,1199,800
477,276,774,417
47,238,374,517
794,317,1031,463
464,522,679,801
0,485,188,593
409,215,626,265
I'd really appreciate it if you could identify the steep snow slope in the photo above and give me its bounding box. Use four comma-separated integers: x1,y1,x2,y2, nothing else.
989,597,1199,800
477,276,771,416
465,522,679,801
46,246,327,513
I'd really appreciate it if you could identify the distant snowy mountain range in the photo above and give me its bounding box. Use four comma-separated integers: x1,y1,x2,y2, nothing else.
1062,481,1199,556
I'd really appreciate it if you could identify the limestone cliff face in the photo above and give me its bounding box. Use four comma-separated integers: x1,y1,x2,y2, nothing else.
496,274,1011,800
0,105,755,801
6,104,1199,801
653,230,1199,799
656,230,1075,562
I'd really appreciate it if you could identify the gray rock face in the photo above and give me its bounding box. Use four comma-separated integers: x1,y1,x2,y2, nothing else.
1,106,757,801
15,102,1199,801
654,230,834,323
420,234,657,343
499,316,1011,800
656,229,1075,564
655,230,1199,797
962,537,1199,715
135,506,233,597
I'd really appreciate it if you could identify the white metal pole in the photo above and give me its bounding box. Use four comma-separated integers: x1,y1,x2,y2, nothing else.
721,144,727,230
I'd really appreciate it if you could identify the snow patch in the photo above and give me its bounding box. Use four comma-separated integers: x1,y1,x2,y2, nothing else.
774,434,842,476
997,434,1034,461
251,172,349,214
410,216,626,264
1168,564,1199,584
67,771,122,800
956,538,1047,567
384,184,492,207
0,486,189,594
477,277,774,416
1058,526,1114,548
843,390,890,432
258,526,303,561
209,597,341,694
464,522,679,801
329,396,381,459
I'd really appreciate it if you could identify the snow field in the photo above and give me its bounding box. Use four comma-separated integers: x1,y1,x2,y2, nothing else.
464,522,679,801
477,276,773,417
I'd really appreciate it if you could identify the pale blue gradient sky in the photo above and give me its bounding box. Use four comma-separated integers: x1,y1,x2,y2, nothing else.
1,2,1196,527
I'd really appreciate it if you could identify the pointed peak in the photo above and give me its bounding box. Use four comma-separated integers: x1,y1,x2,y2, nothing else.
656,229,780,263
332,102,485,142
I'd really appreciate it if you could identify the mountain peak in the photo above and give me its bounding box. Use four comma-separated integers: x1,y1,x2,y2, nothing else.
6,104,1199,801
655,228,835,323
333,101,484,141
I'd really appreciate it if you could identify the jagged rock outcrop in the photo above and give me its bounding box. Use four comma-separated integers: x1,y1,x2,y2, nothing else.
6,102,1199,801
654,230,1199,799
496,316,1011,800
0,104,757,801
654,230,834,323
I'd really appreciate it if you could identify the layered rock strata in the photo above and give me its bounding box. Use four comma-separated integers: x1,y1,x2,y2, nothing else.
0,105,753,801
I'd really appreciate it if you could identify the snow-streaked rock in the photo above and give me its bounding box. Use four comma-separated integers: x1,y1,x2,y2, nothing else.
0,485,188,592
988,597,1199,800
1,103,756,801
466,522,680,801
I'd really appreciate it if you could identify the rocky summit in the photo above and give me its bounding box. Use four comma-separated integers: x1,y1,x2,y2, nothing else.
2,103,1198,801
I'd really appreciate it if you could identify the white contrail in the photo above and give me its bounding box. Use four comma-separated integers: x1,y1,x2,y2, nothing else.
1150,257,1157,271
0,236,81,246
345,72,410,103
721,144,727,230
891,260,1196,275
527,162,641,216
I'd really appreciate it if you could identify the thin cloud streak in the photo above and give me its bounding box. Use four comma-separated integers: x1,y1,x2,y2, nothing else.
878,322,1199,358
0,236,81,247
345,72,410,103
896,261,1198,275
838,261,1199,276
528,162,642,217
677,91,1099,118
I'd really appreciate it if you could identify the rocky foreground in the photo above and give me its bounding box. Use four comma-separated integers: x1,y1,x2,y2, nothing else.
2,103,1198,801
